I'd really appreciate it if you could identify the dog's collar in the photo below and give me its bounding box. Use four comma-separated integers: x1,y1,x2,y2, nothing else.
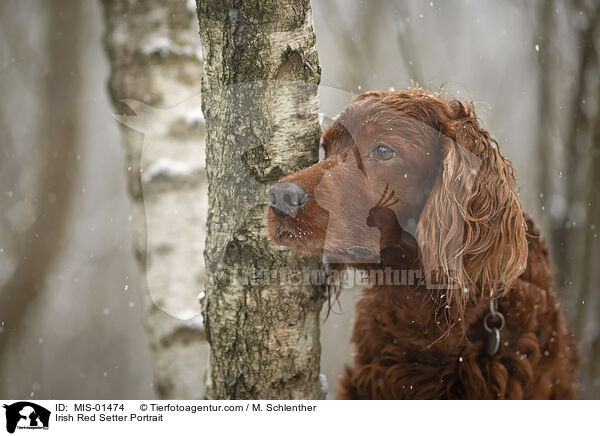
483,299,505,356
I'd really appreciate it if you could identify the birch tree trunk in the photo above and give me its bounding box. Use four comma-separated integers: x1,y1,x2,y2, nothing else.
100,0,209,399
197,0,325,399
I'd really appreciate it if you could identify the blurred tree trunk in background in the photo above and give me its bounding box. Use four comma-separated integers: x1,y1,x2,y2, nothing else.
0,1,81,360
587,76,600,395
536,0,600,398
197,0,325,399
573,1,600,396
535,0,553,219
100,0,209,399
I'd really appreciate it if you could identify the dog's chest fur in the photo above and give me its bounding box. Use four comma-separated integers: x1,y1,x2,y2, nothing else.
338,217,578,399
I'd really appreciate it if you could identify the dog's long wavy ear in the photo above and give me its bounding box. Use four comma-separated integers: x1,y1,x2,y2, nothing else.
416,101,528,314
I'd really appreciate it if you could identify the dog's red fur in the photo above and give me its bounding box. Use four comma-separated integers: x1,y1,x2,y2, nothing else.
268,88,578,399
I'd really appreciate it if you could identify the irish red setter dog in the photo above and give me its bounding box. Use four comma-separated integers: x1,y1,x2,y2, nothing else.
268,88,579,399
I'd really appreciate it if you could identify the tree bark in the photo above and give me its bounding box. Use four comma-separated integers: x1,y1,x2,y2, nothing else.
100,0,209,399
197,0,325,399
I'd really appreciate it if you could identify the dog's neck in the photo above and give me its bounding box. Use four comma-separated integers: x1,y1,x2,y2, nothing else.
357,279,492,354
358,236,491,343
342,219,493,341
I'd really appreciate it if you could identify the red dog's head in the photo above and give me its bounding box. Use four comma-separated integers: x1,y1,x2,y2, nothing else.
268,88,527,311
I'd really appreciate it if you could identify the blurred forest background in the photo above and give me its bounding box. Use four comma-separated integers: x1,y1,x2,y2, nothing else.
1,0,599,399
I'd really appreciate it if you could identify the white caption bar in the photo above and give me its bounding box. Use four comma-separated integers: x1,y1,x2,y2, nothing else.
0,400,595,436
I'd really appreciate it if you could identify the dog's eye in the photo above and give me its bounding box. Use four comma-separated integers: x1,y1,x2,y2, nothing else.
372,145,397,161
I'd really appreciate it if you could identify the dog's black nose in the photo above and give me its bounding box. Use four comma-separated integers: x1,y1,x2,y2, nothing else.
268,182,309,217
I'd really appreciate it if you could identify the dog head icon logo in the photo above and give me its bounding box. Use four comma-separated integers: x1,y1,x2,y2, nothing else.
3,402,50,433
